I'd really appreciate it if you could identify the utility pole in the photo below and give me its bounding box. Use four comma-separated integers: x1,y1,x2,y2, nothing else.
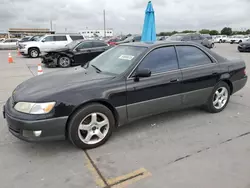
103,9,106,38
50,20,53,31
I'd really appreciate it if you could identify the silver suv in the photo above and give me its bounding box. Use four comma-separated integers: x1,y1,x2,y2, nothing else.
18,34,84,58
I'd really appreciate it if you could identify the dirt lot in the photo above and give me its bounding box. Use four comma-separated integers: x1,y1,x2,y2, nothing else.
0,44,250,188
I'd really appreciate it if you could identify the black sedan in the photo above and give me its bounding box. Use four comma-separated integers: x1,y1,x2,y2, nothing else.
41,40,110,68
3,41,247,149
238,39,250,52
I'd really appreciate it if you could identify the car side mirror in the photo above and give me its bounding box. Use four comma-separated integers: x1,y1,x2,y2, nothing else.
41,39,45,42
133,69,151,81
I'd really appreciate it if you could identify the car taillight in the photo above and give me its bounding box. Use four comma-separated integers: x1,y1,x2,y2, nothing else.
243,69,247,75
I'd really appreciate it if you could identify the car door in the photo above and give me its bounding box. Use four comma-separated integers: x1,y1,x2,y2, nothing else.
54,35,68,49
73,41,93,65
175,45,221,107
40,36,55,51
126,46,182,120
91,41,108,58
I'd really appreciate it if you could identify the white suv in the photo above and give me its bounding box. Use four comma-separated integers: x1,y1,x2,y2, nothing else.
213,35,227,43
18,34,84,58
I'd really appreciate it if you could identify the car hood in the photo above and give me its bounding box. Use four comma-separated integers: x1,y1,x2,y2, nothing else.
12,67,115,102
240,42,250,45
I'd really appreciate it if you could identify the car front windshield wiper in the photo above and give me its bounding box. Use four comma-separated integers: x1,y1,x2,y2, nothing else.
91,65,102,72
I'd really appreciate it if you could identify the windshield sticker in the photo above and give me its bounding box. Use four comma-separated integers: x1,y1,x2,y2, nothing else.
119,55,134,60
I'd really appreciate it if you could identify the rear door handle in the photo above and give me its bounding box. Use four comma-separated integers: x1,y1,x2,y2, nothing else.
212,72,218,75
170,78,179,83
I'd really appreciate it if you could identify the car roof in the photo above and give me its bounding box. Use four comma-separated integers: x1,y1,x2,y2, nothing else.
120,41,200,48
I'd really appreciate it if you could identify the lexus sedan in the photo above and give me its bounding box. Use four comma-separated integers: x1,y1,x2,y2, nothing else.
3,41,247,149
41,40,110,68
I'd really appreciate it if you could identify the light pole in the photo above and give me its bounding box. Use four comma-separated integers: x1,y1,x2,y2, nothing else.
103,9,106,38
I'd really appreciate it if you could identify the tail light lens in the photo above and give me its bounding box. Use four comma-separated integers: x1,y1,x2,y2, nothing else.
243,68,247,75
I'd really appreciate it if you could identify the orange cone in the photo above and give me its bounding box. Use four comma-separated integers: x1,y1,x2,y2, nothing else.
37,64,43,75
8,53,14,63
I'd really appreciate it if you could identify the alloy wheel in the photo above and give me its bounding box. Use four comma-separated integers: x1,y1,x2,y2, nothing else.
78,112,110,145
31,50,38,57
213,87,229,110
59,57,70,67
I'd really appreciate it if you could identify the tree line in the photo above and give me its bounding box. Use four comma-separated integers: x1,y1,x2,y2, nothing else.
157,27,250,36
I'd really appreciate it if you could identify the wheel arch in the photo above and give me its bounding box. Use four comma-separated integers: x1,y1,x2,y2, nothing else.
65,99,119,137
28,46,40,53
219,77,233,95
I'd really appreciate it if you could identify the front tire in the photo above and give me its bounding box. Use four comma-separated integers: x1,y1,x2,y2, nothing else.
58,56,71,68
205,82,230,113
68,103,115,149
28,48,40,58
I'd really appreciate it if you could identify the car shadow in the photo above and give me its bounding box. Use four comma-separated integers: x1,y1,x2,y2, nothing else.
111,107,206,140
17,107,206,153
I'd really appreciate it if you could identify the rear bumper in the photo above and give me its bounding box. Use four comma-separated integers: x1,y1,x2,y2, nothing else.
3,105,67,142
232,77,248,94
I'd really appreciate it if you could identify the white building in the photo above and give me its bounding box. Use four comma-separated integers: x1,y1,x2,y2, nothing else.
79,29,114,38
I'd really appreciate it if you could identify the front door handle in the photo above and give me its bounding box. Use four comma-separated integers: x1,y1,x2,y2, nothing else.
170,78,179,83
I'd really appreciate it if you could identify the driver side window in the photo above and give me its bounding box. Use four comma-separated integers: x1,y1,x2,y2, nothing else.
137,46,179,74
43,36,54,42
76,42,93,50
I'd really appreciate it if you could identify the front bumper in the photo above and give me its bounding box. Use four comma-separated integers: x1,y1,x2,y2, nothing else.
40,54,58,67
238,45,250,52
3,104,68,142
18,48,28,55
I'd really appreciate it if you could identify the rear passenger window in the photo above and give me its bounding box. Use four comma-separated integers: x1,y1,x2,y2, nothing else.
92,42,107,47
138,46,178,74
54,36,67,41
70,35,84,41
176,46,212,68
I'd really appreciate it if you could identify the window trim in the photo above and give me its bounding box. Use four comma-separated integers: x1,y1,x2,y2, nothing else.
127,45,179,79
127,44,218,80
174,45,217,70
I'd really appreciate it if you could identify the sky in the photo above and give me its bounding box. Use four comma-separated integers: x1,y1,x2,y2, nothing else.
0,0,249,34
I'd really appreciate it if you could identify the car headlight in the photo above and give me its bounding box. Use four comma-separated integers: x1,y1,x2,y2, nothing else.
14,102,56,114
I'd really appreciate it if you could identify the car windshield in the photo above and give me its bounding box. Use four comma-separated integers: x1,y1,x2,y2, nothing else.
65,40,82,49
32,36,42,41
88,45,147,75
168,34,185,41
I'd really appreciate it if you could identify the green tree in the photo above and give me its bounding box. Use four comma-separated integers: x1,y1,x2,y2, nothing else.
209,30,219,35
246,29,250,35
181,30,196,33
221,27,232,35
199,29,210,34
171,31,178,35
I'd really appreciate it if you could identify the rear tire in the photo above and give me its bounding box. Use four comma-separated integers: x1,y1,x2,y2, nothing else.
205,82,230,113
68,103,115,150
